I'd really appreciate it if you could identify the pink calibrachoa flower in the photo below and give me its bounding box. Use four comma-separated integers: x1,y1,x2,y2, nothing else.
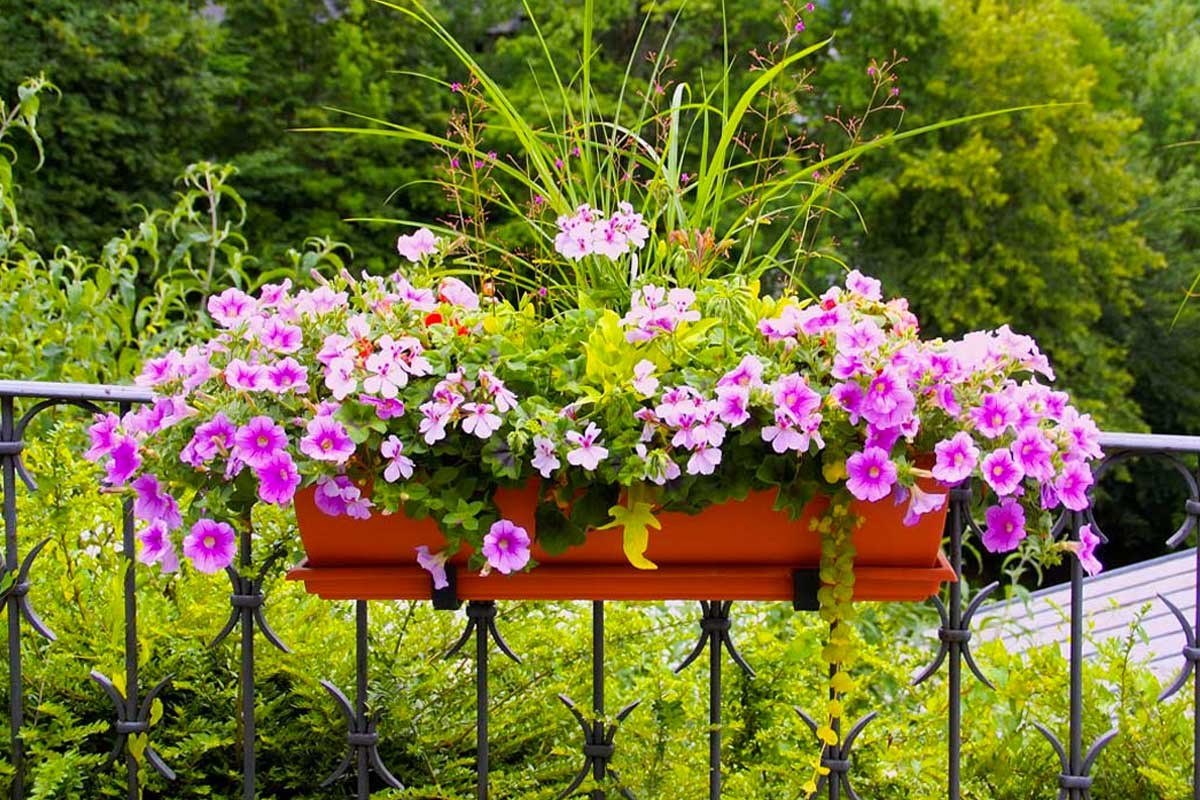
983,498,1026,552
132,474,182,530
225,359,267,392
207,288,255,328
299,416,355,464
835,319,885,356
416,545,450,590
632,360,659,396
396,227,440,263
461,403,502,438
531,435,560,478
381,436,415,482
566,423,609,471
255,451,300,505
85,413,122,462
137,521,180,574
845,447,898,502
861,369,915,429
1076,524,1103,576
1054,460,1094,511
932,432,979,485
233,416,288,468
981,449,1023,496
845,269,882,301
135,353,181,387
266,358,309,394
105,436,141,487
313,475,354,516
182,519,237,574
481,520,531,575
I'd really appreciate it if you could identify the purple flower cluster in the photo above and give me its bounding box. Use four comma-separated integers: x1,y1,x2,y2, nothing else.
554,202,650,261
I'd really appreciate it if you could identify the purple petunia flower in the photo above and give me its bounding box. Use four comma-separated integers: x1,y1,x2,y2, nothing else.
981,449,1023,496
983,498,1026,552
105,436,141,487
132,474,182,530
1010,428,1055,481
182,518,237,574
207,288,256,328
845,269,882,301
971,393,1016,439
233,416,289,468
1077,524,1103,576
1054,460,1093,511
902,483,946,527
717,355,765,390
299,416,355,464
845,447,898,502
255,451,300,506
932,431,979,485
136,521,180,574
183,413,237,468
258,317,303,354
481,520,531,575
566,423,608,471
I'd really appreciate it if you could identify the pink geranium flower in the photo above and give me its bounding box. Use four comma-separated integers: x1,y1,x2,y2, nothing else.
182,519,237,574
566,423,609,471
481,520,531,575
531,435,560,478
381,436,415,482
845,447,897,502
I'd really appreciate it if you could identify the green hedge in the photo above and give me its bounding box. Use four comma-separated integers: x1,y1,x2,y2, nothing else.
0,425,1190,798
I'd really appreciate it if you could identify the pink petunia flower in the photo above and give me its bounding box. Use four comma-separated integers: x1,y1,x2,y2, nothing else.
1054,460,1094,511
182,518,237,574
255,451,300,505
233,416,288,468
207,288,256,328
136,521,180,574
481,520,531,575
266,358,309,394
85,413,122,462
845,447,897,502
983,499,1026,552
299,416,355,464
105,436,142,487
258,317,303,353
437,277,479,310
416,545,450,589
225,359,267,392
1077,524,1103,576
132,474,182,530
981,449,1023,497
396,228,440,263
932,432,980,485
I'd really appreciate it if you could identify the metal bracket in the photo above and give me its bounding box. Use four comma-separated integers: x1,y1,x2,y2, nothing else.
792,569,821,612
432,564,461,610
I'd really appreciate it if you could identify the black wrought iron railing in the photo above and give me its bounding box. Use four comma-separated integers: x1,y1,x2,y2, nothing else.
2,379,1198,800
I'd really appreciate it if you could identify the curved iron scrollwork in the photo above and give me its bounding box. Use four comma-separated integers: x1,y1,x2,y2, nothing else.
794,708,877,800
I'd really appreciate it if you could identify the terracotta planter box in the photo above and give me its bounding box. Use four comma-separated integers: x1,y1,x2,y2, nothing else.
286,482,955,603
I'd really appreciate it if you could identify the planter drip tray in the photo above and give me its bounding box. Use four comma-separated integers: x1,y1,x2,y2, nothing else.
286,551,955,603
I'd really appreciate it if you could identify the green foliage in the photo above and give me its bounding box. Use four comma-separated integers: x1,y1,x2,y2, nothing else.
0,431,1193,798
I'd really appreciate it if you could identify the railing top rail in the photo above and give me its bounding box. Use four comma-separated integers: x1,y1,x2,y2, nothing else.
1098,431,1200,455
0,380,154,404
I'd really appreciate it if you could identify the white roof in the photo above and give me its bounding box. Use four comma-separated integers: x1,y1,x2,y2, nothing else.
975,548,1196,677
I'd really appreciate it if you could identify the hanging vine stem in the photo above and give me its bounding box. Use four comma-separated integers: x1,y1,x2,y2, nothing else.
802,492,861,796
